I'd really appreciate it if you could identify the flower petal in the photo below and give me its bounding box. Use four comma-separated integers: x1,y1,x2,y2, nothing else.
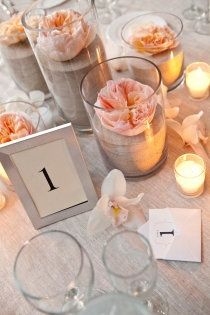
87,195,111,235
165,106,179,119
182,111,203,129
123,208,146,230
101,169,126,198
116,193,144,208
29,90,45,107
182,125,199,145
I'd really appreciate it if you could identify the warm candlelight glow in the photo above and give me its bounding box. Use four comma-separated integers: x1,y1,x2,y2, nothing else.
186,63,210,99
0,163,11,185
174,154,205,197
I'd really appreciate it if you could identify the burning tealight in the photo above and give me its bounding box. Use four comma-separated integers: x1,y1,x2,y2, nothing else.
186,62,210,99
174,154,206,197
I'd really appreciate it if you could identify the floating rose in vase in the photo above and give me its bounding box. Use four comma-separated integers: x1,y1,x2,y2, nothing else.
81,56,167,177
22,1,107,132
0,12,48,94
0,112,34,144
121,12,184,90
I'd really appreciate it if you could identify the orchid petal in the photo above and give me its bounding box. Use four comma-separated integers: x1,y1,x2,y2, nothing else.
116,193,144,208
101,169,126,198
87,195,111,235
29,90,45,107
182,125,199,145
182,111,203,129
165,106,179,119
198,130,208,143
123,208,146,230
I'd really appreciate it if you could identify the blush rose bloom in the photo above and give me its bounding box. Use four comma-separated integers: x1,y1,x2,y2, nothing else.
95,78,157,136
37,10,95,61
0,13,26,46
0,112,34,144
129,25,177,55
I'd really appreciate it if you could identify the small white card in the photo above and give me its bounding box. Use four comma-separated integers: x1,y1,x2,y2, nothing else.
138,208,201,262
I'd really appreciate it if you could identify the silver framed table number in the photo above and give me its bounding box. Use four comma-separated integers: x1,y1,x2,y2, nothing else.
0,123,98,229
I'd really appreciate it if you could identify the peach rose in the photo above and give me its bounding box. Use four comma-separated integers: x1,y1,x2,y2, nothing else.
96,78,157,136
0,13,26,46
0,112,34,144
37,10,95,61
129,25,177,55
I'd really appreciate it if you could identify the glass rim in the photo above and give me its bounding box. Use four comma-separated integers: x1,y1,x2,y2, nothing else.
80,56,162,111
102,230,156,280
174,153,206,178
13,230,85,302
21,0,95,32
121,11,183,48
186,61,210,72
0,100,41,130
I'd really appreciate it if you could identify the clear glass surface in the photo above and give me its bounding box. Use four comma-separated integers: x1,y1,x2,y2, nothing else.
14,230,94,314
80,56,167,178
121,12,184,91
183,1,204,20
22,0,107,132
0,3,49,94
194,0,210,35
95,0,121,24
102,230,168,315
78,293,153,315
0,100,46,140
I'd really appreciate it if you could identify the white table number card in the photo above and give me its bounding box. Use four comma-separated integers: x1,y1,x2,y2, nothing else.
0,124,98,228
149,208,201,262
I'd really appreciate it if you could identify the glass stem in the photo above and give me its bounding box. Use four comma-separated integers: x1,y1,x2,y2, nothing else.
206,0,210,23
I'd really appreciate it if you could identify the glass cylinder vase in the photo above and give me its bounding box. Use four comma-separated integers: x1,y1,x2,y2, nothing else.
0,10,49,94
0,100,46,144
22,0,107,132
81,56,167,177
121,12,184,91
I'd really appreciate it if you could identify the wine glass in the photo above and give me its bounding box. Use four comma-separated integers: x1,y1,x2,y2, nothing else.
102,230,168,315
78,293,153,315
14,230,94,314
95,0,120,24
194,0,210,34
183,0,204,20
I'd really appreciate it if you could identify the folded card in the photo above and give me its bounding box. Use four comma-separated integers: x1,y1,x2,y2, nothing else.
138,208,201,262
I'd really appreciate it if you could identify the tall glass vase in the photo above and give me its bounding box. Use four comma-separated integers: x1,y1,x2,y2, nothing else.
81,56,167,178
22,0,106,132
0,10,49,94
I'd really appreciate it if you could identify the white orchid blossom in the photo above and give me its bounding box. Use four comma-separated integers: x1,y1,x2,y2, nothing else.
167,111,209,160
87,169,145,235
6,90,45,108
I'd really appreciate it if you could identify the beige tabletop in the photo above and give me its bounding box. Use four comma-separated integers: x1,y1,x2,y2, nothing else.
1,0,210,314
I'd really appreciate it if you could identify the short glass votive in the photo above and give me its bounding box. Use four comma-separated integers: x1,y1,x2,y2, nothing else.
185,62,210,100
174,153,206,197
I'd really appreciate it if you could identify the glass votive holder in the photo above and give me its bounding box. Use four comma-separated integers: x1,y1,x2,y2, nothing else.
174,153,206,197
185,62,210,100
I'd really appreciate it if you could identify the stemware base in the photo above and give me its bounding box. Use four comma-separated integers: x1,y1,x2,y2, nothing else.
183,6,204,20
194,18,210,35
145,290,169,315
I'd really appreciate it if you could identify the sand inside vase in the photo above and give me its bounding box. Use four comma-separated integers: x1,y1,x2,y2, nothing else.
0,40,49,94
127,44,184,89
92,104,166,177
36,35,106,130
